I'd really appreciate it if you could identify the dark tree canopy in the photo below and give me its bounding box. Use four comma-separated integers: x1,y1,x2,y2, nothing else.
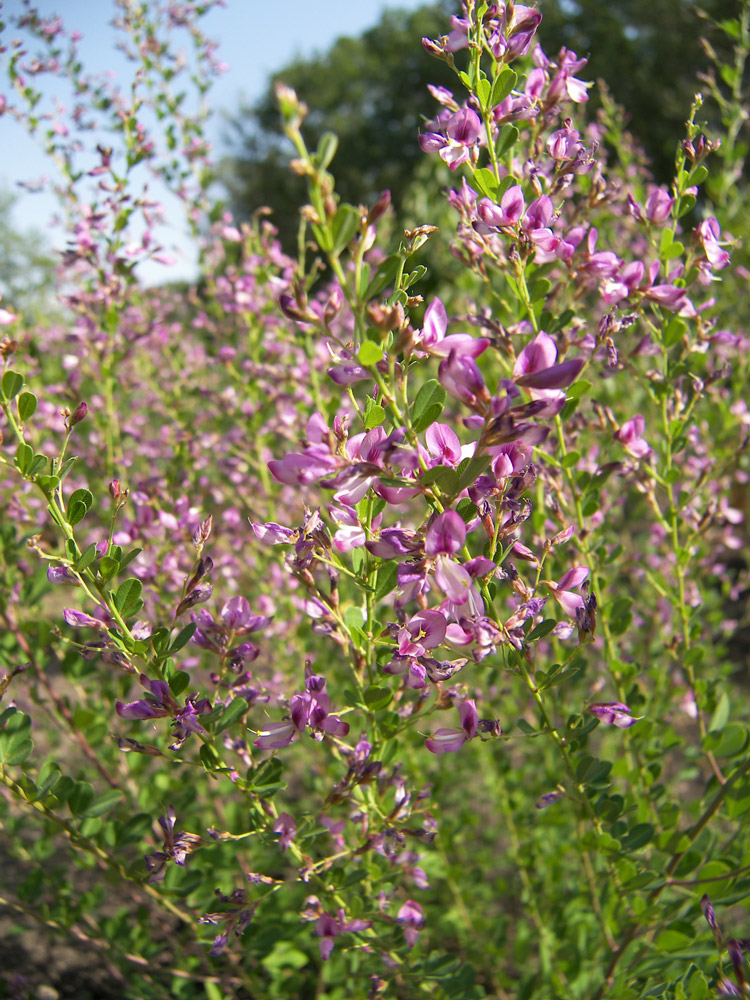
536,0,737,179
221,0,739,246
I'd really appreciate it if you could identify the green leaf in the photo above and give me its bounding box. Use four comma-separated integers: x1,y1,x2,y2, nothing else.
150,628,170,655
620,822,654,852
709,691,730,733
566,379,592,400
216,697,249,734
366,254,401,300
677,194,696,218
67,488,93,525
364,686,393,711
170,622,196,653
456,454,490,492
476,76,492,109
67,500,89,526
204,981,224,1000
67,780,94,815
374,561,398,603
332,203,361,255
456,497,478,523
29,454,47,476
311,222,333,254
2,370,24,400
17,391,37,421
411,379,446,434
114,578,143,618
343,606,365,632
119,547,142,571
355,261,371,299
315,131,338,169
704,722,748,757
199,744,222,771
528,277,552,302
358,340,383,365
404,264,427,290
471,167,500,199
169,671,191,698
82,789,123,818
75,543,98,573
250,758,286,797
34,761,62,801
364,400,386,429
15,442,33,475
496,123,519,159
0,708,33,765
526,619,558,641
655,925,695,952
491,67,517,105
37,474,60,492
98,555,120,580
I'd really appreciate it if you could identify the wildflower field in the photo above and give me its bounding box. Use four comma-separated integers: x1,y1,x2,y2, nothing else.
1,2,749,998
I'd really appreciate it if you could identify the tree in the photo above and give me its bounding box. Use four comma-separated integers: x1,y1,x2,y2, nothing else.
0,189,59,323
535,0,739,180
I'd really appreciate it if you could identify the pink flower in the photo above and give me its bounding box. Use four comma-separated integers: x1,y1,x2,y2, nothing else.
545,566,589,617
615,415,651,458
272,812,296,852
315,909,372,960
397,900,426,947
425,699,478,753
588,702,637,728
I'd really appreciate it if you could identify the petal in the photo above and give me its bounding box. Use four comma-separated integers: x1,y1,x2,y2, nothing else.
425,728,467,753
425,511,467,556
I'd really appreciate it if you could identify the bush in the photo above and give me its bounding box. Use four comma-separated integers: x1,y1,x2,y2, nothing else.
0,3,749,998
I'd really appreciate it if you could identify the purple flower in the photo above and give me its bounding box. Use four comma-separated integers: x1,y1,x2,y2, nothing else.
251,521,297,545
420,108,482,169
701,894,721,940
272,812,296,852
63,608,106,629
588,702,637,728
425,423,463,467
474,186,525,233
254,720,299,750
116,674,212,749
615,415,651,458
315,909,372,960
438,351,488,409
546,566,589,617
513,331,574,401
536,790,566,809
48,566,78,584
415,297,489,358
144,806,201,883
645,187,674,224
697,217,730,271
396,609,447,658
425,699,479,753
425,511,466,556
221,596,252,629
425,511,474,605
397,900,425,947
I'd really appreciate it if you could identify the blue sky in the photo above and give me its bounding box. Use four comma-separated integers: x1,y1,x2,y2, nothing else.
0,0,433,282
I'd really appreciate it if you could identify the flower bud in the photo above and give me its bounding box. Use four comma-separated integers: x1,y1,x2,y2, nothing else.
66,401,88,428
367,189,391,226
